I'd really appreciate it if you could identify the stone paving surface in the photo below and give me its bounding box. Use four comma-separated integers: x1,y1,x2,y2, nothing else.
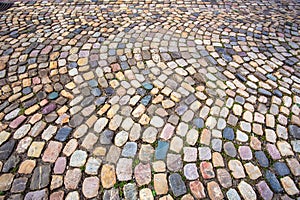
0,0,300,199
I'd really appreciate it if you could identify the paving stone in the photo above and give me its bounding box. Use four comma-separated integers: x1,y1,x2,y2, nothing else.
186,129,199,146
184,163,199,180
223,127,235,140
224,141,237,157
0,173,14,191
30,165,51,190
169,173,187,197
207,181,223,200
142,127,158,144
83,177,100,198
65,191,80,200
170,136,183,153
106,145,121,164
2,155,20,173
160,123,175,140
226,189,241,200
27,141,45,158
217,169,232,188
81,133,98,150
274,162,290,176
18,160,36,174
0,131,11,146
155,141,169,160
198,147,211,160
212,152,225,167
255,151,269,167
63,139,78,157
139,188,153,200
64,168,82,190
116,158,132,181
150,116,165,128
167,153,183,172
139,144,154,163
189,180,206,199
0,140,16,160
256,181,273,200
94,118,109,133
200,161,215,179
55,126,72,142
122,142,137,158
288,125,300,139
50,190,64,200
228,160,245,179
238,181,257,200
10,177,27,193
280,176,299,196
134,163,151,186
154,173,168,195
101,164,116,189
265,170,283,193
85,157,101,175
124,183,138,200
244,163,262,180
24,189,48,200
42,141,62,163
238,146,252,160
103,188,119,200
50,175,63,190
70,150,87,167
183,147,197,162
277,141,294,156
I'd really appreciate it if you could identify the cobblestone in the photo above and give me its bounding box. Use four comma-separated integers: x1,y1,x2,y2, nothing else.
0,0,299,198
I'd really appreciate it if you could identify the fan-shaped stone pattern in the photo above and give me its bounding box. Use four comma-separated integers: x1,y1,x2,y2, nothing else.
0,0,299,199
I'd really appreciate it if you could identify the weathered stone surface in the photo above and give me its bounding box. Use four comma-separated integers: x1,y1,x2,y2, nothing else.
123,183,138,200
139,188,154,200
85,157,101,175
0,140,15,160
189,180,206,199
83,177,100,198
167,153,183,172
64,168,82,190
217,169,232,188
256,181,273,200
70,150,87,167
116,158,132,181
50,190,64,200
18,160,36,174
134,163,151,186
280,176,299,196
265,170,283,193
42,141,62,163
11,177,28,193
228,160,245,179
184,163,199,180
0,173,14,191
169,173,187,197
103,188,120,200
101,164,116,189
200,161,215,179
154,173,168,195
226,188,241,200
2,155,20,172
24,189,48,200
30,165,51,190
207,181,223,200
238,181,257,200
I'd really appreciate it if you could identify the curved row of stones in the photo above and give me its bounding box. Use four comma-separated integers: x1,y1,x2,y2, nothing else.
0,0,299,199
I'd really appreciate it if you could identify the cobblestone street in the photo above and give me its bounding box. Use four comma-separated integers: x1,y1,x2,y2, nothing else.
0,0,300,199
